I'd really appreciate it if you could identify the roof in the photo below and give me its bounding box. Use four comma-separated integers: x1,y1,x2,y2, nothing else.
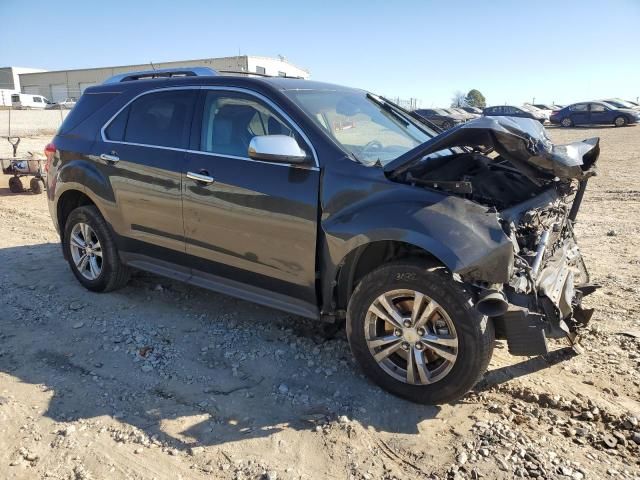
89,73,356,94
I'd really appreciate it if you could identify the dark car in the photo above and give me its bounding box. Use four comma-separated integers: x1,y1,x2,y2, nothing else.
550,101,640,127
602,98,640,111
45,68,600,404
483,105,547,123
413,108,464,130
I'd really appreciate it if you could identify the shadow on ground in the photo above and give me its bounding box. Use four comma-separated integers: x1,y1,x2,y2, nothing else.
0,242,575,451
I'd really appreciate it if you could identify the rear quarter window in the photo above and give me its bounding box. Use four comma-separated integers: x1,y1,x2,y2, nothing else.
58,91,121,135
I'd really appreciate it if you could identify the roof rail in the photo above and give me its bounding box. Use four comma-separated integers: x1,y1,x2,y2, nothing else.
103,67,218,84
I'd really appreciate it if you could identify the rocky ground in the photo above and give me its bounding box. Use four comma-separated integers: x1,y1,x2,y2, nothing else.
0,126,638,480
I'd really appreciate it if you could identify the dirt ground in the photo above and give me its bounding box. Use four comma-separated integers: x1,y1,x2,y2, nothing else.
0,126,638,480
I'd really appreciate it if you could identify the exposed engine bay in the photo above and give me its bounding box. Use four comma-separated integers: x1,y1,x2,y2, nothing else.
384,116,600,355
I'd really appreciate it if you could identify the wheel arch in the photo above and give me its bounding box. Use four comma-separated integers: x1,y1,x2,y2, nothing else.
329,239,450,317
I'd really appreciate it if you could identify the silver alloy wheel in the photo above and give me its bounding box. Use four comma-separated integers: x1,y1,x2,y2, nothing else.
615,116,626,127
561,117,572,127
365,289,458,385
69,222,103,280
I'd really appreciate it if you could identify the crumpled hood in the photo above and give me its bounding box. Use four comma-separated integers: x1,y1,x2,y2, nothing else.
385,116,599,181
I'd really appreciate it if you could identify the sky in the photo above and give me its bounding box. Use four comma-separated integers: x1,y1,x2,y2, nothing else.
1,0,639,107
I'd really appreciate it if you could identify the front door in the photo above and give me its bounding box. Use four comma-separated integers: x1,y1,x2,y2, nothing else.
96,89,197,256
588,103,610,125
182,89,320,316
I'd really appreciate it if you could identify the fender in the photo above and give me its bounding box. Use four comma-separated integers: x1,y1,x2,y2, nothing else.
318,168,514,314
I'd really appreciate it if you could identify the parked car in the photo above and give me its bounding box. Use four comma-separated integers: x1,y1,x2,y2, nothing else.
450,107,479,119
601,98,640,111
47,98,77,110
414,108,464,129
483,105,547,123
550,101,640,127
45,68,600,404
528,103,555,117
460,106,483,115
11,93,52,109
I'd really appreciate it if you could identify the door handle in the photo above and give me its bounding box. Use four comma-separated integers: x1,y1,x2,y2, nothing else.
187,171,214,185
99,153,120,163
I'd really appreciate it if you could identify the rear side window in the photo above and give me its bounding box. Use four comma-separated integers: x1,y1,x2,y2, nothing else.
569,104,588,112
105,90,196,149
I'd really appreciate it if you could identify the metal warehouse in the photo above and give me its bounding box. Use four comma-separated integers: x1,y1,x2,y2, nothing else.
2,55,309,103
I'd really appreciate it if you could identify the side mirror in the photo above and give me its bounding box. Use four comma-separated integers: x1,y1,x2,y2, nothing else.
248,135,308,164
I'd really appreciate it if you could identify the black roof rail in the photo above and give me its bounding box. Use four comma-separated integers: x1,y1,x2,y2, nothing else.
103,67,218,84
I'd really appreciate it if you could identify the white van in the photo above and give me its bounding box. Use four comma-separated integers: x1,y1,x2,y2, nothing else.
11,93,52,110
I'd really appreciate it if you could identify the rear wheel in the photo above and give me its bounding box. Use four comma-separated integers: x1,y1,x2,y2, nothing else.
8,176,24,193
561,117,573,128
63,206,130,292
614,116,627,127
346,261,494,404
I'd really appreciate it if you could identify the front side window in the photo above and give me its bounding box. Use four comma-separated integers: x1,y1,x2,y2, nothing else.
590,103,607,112
105,90,196,148
285,89,437,166
199,91,304,158
34,97,42,103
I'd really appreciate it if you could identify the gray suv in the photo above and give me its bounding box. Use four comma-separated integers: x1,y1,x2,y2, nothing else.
45,68,599,404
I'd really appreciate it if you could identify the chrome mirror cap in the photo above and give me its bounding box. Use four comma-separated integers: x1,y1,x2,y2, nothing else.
248,135,308,164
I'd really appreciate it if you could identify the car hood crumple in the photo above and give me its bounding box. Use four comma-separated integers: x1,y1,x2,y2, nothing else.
384,116,599,182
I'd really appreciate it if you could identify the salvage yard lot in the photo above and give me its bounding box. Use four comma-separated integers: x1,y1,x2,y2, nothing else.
0,126,639,479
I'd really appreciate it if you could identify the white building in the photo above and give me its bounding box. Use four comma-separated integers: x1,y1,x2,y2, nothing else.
0,66,46,106
7,55,309,103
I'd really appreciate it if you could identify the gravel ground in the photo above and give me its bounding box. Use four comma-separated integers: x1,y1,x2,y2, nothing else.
0,126,638,480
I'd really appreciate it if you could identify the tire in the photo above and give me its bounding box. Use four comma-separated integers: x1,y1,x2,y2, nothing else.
30,178,43,194
614,116,627,127
8,176,24,193
561,117,573,128
63,206,130,292
346,261,494,404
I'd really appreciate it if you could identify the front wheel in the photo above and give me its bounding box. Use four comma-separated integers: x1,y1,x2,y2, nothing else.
63,206,130,292
346,261,494,404
614,116,627,127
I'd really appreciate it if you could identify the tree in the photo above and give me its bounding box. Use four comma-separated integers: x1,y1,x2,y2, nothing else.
450,90,467,108
465,89,486,108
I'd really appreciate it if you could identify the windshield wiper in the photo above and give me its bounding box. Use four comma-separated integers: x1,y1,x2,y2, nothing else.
368,94,444,133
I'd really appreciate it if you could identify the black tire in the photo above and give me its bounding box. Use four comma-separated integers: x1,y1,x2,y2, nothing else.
63,206,130,292
346,261,494,404
30,177,43,194
614,116,627,127
8,176,24,193
561,117,573,128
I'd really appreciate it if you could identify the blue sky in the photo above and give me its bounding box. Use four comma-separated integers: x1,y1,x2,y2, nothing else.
1,0,639,106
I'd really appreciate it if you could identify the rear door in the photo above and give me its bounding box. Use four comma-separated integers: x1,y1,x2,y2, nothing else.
182,88,320,315
96,88,197,259
569,103,589,124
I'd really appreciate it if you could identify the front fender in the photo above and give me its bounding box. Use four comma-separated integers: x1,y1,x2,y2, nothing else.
320,190,514,313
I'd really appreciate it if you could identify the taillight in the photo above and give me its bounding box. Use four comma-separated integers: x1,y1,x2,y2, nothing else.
44,142,56,172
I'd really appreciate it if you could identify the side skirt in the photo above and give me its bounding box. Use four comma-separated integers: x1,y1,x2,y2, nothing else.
120,252,320,321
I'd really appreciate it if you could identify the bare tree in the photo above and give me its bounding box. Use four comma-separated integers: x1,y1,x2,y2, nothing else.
450,90,467,108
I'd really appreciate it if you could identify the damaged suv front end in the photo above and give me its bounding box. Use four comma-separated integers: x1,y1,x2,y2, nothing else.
384,116,599,356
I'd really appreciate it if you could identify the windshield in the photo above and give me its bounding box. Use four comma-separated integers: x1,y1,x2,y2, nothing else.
285,89,438,166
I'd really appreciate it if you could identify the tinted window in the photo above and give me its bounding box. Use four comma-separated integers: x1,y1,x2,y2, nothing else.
34,97,42,103
105,90,196,148
569,103,588,112
199,91,302,158
590,103,607,112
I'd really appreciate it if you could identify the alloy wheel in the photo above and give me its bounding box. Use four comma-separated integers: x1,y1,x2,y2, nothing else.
364,289,458,385
69,222,103,280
